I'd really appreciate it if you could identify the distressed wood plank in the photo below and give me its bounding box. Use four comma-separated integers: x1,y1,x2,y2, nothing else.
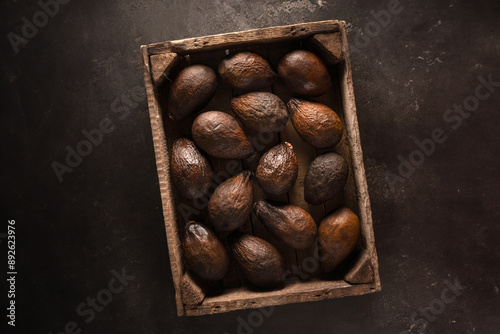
344,250,375,284
307,32,343,64
150,53,180,86
181,271,207,305
141,46,185,316
184,280,377,316
337,21,381,291
148,20,341,55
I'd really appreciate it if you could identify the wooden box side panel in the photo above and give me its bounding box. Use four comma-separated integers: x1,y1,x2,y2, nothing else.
141,46,185,316
148,20,341,55
185,280,376,316
337,21,381,291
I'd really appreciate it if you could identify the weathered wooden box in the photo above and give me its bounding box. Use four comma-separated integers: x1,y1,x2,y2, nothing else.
140,20,380,316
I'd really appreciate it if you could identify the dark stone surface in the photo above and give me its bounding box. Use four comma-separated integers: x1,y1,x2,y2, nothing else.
1,0,499,333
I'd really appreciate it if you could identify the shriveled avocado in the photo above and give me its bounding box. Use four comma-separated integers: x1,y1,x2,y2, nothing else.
231,92,288,132
219,52,277,90
254,201,317,249
287,98,343,149
182,221,230,280
192,111,255,159
167,64,217,120
318,207,360,272
170,137,213,199
278,50,331,96
229,233,285,288
208,171,254,231
304,152,348,205
256,142,298,196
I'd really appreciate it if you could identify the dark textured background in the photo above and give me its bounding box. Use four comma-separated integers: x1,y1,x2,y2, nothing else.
1,0,499,333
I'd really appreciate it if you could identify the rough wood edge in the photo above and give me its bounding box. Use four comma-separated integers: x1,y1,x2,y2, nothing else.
184,280,377,316
344,250,375,284
140,45,185,316
150,53,180,86
307,32,343,64
180,272,207,305
147,20,341,55
337,21,381,291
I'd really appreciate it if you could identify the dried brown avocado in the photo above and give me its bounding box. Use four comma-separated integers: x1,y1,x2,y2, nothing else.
304,152,349,205
192,111,255,159
208,170,254,231
318,207,361,272
167,64,217,120
287,98,343,149
229,232,285,288
218,51,277,91
231,92,288,132
278,49,332,96
254,201,317,249
256,142,298,196
170,138,213,200
182,221,230,281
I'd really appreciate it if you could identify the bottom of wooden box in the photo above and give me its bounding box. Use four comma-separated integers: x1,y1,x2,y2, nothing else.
184,279,380,316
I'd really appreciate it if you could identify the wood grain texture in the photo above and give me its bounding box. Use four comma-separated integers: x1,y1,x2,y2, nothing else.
150,53,179,85
337,21,381,292
180,272,207,305
141,20,380,317
344,250,375,284
307,32,343,64
148,20,341,55
184,280,376,316
141,46,185,316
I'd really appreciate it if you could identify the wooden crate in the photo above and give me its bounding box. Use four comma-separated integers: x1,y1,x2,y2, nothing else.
140,20,381,316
